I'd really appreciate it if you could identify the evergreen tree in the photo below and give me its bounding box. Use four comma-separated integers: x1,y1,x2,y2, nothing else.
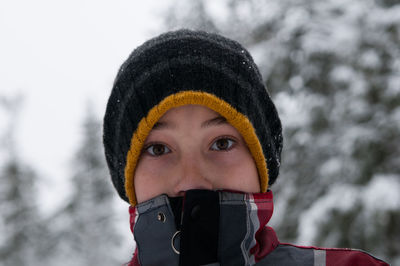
49,105,123,266
163,0,400,262
0,95,46,265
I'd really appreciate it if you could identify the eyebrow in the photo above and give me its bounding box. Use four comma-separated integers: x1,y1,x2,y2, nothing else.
152,116,228,130
152,121,175,130
201,116,228,128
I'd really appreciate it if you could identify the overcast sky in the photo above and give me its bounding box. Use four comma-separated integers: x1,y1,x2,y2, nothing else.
0,0,172,213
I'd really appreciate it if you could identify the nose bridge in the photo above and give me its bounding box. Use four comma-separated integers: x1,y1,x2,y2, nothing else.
175,148,213,192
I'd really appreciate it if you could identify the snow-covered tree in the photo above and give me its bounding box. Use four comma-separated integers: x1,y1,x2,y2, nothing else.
164,0,400,263
49,104,123,266
0,95,47,265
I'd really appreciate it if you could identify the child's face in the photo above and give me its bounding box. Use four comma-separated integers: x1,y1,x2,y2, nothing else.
134,105,260,203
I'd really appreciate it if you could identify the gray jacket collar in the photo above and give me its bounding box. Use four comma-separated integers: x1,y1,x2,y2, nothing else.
130,190,274,266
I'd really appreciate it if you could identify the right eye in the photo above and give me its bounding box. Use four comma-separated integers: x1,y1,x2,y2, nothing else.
145,144,171,157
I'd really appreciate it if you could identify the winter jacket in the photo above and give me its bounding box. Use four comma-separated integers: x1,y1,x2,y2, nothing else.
127,190,389,266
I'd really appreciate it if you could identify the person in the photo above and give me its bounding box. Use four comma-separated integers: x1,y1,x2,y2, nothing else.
103,29,388,266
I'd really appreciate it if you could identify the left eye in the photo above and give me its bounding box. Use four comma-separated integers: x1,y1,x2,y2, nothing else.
210,138,235,151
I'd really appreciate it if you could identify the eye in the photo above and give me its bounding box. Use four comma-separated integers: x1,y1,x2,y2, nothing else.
210,138,235,151
145,144,171,156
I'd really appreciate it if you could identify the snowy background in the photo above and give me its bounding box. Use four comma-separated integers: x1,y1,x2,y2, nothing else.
0,0,167,214
1,0,399,265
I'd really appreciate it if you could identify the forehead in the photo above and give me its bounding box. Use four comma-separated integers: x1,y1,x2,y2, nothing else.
152,104,231,131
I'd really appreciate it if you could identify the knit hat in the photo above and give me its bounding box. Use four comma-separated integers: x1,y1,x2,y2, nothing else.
103,29,283,206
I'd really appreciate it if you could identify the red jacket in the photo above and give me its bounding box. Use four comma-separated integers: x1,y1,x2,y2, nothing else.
127,190,388,266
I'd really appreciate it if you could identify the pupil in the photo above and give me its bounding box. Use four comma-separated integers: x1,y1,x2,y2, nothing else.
217,139,228,149
153,145,164,155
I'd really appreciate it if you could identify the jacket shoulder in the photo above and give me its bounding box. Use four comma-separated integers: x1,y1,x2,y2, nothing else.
256,243,389,266
317,246,389,266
